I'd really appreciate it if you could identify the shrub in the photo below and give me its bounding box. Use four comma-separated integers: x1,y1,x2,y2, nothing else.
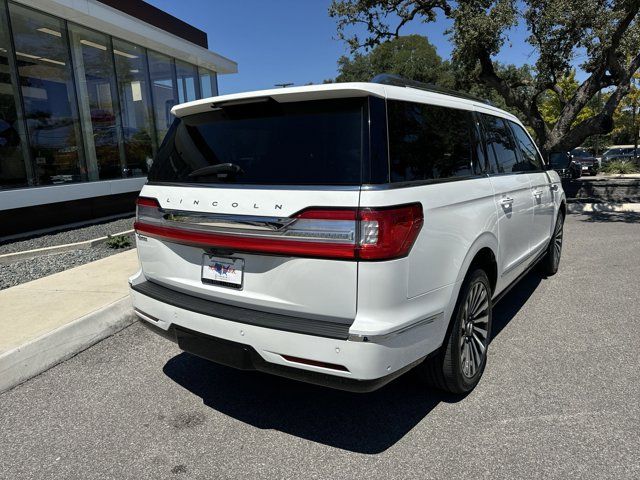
106,234,132,249
602,159,639,174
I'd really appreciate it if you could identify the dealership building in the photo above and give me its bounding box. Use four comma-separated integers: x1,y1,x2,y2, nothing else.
0,0,236,237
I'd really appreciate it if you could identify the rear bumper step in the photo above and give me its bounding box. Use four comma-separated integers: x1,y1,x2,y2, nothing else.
130,280,352,340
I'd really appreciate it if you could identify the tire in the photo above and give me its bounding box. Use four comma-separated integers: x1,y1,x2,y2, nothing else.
541,210,564,276
423,269,492,394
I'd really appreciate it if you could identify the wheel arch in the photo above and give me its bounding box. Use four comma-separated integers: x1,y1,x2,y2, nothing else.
435,233,498,360
443,233,499,331
455,233,499,292
559,199,567,218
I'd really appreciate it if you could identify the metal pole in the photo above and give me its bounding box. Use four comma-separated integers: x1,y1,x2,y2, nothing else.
633,96,639,164
595,90,601,157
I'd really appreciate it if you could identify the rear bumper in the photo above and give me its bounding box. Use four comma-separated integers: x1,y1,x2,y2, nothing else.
140,320,423,392
130,279,435,391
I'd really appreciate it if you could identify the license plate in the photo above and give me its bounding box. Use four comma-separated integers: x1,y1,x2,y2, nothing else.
582,166,588,170
202,255,244,288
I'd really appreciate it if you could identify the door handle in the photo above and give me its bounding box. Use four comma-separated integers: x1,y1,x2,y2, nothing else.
500,197,514,206
533,190,543,197
550,184,559,191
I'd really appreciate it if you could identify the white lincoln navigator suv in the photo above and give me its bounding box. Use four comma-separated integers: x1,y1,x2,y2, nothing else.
130,75,566,394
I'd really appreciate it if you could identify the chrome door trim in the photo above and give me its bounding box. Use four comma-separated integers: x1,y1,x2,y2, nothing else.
501,243,547,276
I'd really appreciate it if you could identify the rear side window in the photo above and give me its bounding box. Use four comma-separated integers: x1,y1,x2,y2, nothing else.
387,100,475,183
509,121,543,171
148,98,364,185
480,114,525,173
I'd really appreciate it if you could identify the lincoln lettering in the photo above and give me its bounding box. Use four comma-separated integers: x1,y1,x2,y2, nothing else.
165,198,283,210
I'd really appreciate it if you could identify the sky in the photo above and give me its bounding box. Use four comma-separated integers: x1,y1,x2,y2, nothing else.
146,0,544,95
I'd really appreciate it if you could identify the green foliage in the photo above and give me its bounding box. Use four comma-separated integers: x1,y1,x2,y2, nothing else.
336,35,451,86
105,234,132,249
602,160,639,175
538,70,598,127
329,0,640,154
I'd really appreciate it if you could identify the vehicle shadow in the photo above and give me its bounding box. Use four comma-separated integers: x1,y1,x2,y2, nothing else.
163,271,541,454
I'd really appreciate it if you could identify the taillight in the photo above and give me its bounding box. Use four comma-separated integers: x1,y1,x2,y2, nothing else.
135,196,162,224
356,204,424,260
134,197,423,261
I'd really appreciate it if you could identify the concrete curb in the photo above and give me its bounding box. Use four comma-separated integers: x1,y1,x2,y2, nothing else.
0,229,134,265
568,203,640,213
0,296,137,394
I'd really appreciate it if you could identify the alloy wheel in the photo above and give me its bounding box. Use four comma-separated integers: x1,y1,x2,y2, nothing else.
553,217,564,269
459,281,490,378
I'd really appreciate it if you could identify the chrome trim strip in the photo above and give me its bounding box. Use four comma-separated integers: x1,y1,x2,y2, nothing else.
501,243,547,276
147,181,362,191
164,211,295,231
139,209,358,244
361,175,486,191
347,312,442,343
134,308,160,323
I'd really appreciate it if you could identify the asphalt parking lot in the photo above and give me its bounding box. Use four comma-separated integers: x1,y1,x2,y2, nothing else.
1,213,638,480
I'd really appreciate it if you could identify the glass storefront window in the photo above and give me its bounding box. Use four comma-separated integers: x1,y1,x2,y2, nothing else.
0,0,29,189
175,60,199,103
69,24,123,180
9,3,86,185
112,39,155,177
198,67,218,98
148,50,177,146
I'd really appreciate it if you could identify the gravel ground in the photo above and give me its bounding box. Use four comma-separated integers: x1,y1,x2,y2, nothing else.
0,241,134,290
0,216,135,255
0,213,638,479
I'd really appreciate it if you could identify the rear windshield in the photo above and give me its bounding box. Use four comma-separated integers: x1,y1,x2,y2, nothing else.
147,98,364,185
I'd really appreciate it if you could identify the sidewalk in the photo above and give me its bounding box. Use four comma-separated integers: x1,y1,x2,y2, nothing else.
0,249,139,393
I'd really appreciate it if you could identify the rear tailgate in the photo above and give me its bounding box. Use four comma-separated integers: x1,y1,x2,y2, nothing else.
135,185,360,321
134,96,370,323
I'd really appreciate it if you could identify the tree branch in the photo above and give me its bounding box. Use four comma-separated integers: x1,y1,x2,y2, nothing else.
553,4,639,137
476,48,549,144
550,50,640,152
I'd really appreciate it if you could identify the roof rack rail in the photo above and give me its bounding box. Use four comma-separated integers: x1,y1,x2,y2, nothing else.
371,73,491,105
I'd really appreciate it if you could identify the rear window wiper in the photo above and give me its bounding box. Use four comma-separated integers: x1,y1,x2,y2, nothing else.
188,163,244,178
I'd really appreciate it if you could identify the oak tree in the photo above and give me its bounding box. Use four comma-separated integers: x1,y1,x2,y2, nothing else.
330,0,640,155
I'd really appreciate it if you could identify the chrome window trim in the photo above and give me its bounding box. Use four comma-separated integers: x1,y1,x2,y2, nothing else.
361,175,487,190
146,181,362,191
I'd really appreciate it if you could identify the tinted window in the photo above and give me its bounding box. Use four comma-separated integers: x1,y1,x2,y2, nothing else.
148,98,363,185
480,114,523,173
113,39,155,177
198,67,218,98
387,100,474,182
570,149,591,158
69,25,123,180
9,3,87,185
175,60,200,103
510,121,543,171
0,2,29,189
148,50,177,146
